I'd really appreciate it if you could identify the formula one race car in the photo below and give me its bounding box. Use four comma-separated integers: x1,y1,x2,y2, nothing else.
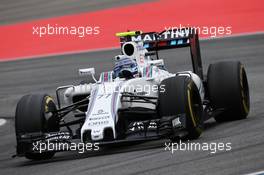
15,28,250,160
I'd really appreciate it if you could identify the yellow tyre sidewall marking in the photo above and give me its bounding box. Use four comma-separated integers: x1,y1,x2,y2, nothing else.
240,65,249,114
45,96,54,113
187,83,197,127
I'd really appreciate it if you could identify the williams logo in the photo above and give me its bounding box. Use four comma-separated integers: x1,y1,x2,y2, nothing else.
92,109,108,116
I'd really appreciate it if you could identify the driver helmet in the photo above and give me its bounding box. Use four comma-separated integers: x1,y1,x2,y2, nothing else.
114,57,138,79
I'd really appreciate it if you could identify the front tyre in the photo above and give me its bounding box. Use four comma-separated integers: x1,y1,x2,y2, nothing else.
15,94,59,160
158,76,203,140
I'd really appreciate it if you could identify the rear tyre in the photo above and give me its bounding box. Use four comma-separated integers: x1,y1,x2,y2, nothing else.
15,94,59,160
207,61,250,122
158,76,203,140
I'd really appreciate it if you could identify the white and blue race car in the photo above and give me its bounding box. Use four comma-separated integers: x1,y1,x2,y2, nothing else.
15,28,250,160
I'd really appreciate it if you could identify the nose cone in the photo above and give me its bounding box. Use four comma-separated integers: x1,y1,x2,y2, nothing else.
81,82,121,142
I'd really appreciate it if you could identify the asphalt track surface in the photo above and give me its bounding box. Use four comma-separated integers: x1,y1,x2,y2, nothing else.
0,33,263,175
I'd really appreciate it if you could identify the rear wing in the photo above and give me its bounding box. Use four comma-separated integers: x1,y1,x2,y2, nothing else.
116,28,204,80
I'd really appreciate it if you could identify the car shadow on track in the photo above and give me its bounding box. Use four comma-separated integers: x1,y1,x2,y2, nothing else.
17,139,167,166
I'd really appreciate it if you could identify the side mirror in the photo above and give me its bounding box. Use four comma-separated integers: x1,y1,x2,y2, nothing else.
79,68,95,76
79,68,97,82
149,59,164,66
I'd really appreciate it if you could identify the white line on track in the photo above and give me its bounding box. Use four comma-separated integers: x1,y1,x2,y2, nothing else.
245,170,264,175
0,119,6,126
